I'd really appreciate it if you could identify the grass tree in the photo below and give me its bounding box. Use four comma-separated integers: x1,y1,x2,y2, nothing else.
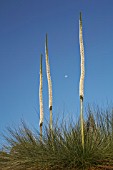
79,12,85,150
39,54,43,140
45,34,53,130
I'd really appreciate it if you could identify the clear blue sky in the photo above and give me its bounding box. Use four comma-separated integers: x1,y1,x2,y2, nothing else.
0,0,113,136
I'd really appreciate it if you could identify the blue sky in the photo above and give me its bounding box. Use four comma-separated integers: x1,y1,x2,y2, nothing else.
0,0,113,137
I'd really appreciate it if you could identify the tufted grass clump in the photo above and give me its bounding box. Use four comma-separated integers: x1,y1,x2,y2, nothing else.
0,106,113,170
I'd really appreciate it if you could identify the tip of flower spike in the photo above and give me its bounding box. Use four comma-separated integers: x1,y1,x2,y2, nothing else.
45,33,48,49
80,12,82,21
40,54,43,73
40,54,43,62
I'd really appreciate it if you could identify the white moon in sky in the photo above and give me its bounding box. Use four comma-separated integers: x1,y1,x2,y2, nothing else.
64,75,68,78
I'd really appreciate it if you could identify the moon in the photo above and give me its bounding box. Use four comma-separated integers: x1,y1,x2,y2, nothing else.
64,75,68,78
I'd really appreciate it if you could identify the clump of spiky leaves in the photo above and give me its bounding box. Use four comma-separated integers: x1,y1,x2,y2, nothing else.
0,107,113,170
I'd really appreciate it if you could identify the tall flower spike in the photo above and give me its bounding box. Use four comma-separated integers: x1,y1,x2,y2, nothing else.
45,34,53,130
79,12,85,150
79,12,85,99
39,54,43,130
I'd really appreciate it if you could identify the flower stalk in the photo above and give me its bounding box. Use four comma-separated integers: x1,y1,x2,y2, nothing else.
45,34,53,130
79,12,85,150
39,54,43,141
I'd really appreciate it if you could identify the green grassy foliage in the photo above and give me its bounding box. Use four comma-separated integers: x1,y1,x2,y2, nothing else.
0,106,113,170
